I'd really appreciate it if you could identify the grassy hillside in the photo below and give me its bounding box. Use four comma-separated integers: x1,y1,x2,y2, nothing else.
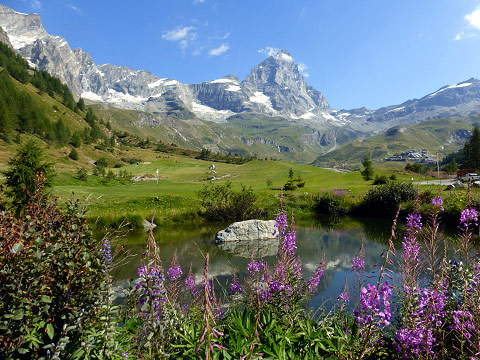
313,116,479,168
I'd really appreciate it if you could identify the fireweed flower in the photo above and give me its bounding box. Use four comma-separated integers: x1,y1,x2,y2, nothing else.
229,280,242,295
352,257,365,272
401,213,422,265
247,260,264,275
355,281,393,327
274,212,288,236
451,310,475,339
282,229,297,256
459,208,478,228
102,238,112,267
307,266,325,292
167,265,182,281
394,287,446,357
431,196,444,211
337,291,350,303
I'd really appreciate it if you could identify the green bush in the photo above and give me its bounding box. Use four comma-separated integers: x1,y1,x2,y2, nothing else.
313,191,350,216
68,147,79,160
198,181,262,221
76,167,88,181
373,174,388,185
0,179,103,358
359,182,416,216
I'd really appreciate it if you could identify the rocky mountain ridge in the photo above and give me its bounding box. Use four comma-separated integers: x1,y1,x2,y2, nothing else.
2,4,480,162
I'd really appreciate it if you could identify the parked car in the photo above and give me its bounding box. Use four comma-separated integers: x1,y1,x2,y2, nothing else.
460,173,480,182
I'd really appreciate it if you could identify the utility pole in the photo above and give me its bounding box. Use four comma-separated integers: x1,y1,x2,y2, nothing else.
436,150,440,178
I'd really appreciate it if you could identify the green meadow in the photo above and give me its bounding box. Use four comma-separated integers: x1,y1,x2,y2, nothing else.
47,151,436,228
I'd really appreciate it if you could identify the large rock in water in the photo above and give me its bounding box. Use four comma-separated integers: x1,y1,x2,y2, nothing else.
215,220,276,243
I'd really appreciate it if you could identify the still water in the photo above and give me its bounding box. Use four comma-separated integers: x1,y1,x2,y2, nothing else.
111,217,398,308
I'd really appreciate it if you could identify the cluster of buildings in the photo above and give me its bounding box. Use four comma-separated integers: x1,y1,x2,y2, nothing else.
384,149,436,164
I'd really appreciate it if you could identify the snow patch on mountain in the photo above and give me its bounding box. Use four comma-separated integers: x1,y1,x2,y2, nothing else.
225,84,241,92
249,91,274,110
428,82,472,98
210,78,237,84
81,91,103,102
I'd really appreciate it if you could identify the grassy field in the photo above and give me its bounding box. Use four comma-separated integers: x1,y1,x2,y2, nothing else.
48,151,442,227
0,130,448,230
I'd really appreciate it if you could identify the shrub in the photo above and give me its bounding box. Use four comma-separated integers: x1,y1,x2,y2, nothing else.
198,181,261,221
76,167,88,181
0,175,103,358
373,174,388,185
313,191,350,216
95,157,108,168
359,182,416,216
68,147,79,160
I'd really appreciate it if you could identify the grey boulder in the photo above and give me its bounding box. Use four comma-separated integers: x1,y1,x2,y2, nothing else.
215,220,277,243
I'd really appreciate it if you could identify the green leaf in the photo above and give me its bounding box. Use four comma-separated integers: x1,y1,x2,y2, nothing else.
41,295,52,303
47,323,54,340
12,243,24,253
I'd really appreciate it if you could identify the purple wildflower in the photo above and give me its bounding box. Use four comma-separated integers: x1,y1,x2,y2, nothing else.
185,274,199,297
167,251,183,281
282,230,297,256
229,280,242,295
337,291,350,304
406,213,422,233
102,238,112,267
247,260,264,275
459,208,478,228
167,265,182,281
352,257,365,272
307,266,325,292
394,287,446,357
451,310,475,339
121,353,129,360
431,196,444,211
356,281,393,327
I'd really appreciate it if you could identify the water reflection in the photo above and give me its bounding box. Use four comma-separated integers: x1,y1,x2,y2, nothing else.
112,217,396,306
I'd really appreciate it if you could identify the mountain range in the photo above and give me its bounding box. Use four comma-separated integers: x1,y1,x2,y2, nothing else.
1,4,480,163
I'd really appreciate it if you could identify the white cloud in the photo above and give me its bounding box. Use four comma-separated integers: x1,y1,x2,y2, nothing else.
454,31,477,40
258,46,280,57
193,0,205,3
209,43,229,56
30,0,41,10
162,26,196,41
465,7,480,30
66,2,83,15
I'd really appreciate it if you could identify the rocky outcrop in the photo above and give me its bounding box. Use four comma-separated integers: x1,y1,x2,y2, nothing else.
0,26,12,48
215,220,277,243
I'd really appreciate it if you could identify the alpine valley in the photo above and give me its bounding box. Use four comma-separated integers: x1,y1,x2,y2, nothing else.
1,3,480,164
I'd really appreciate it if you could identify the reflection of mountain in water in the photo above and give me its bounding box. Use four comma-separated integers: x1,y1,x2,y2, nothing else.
114,220,394,305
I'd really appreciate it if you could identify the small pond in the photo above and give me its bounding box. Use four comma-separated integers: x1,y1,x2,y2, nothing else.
108,216,400,309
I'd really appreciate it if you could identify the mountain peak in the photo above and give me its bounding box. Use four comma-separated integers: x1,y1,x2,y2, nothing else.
272,49,293,62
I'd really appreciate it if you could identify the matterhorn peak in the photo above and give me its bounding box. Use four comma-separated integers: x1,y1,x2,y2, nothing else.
272,49,293,62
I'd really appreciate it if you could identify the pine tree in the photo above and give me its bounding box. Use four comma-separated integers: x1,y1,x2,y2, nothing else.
3,139,54,211
462,127,480,169
361,155,374,181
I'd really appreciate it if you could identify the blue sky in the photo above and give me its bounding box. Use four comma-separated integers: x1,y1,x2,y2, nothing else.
5,0,480,110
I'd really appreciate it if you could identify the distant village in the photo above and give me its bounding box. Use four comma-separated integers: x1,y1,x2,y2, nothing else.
384,149,436,164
